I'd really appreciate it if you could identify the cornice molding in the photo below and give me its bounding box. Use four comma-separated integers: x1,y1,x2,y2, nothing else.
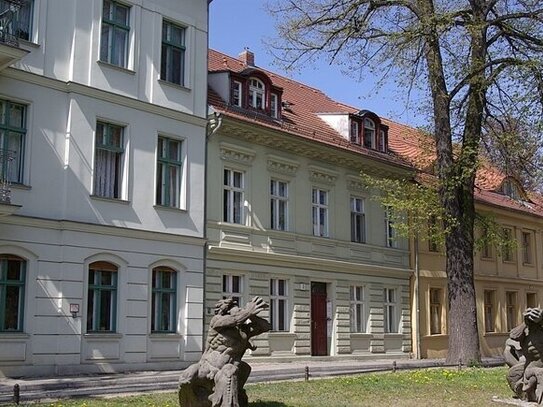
308,165,339,186
346,174,366,192
2,68,207,127
266,154,299,176
219,142,256,166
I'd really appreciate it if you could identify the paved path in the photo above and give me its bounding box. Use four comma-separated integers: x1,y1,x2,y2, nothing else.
0,357,505,404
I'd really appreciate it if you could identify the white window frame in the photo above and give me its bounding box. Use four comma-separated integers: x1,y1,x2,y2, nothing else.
270,93,279,118
350,285,367,333
270,179,288,231
363,118,376,149
383,287,399,333
248,78,265,110
223,168,245,224
350,197,366,243
429,287,443,335
350,120,360,144
385,206,397,248
222,274,244,307
312,187,329,237
232,80,242,107
270,278,289,331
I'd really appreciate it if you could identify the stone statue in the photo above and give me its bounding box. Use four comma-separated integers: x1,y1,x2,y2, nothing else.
505,307,543,403
179,296,271,407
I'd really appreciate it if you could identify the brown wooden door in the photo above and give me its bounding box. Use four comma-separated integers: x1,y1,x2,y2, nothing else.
311,282,328,356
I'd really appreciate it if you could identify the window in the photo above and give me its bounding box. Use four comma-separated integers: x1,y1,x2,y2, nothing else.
428,216,439,252
502,227,514,262
502,179,521,200
522,231,533,264
506,291,518,332
248,78,265,109
0,0,33,41
100,0,130,68
0,256,25,332
222,274,243,306
270,93,279,119
483,290,495,333
312,188,328,237
270,179,288,231
231,81,242,107
156,136,183,207
363,118,376,149
350,120,360,144
0,99,25,183
481,227,493,259
87,262,118,332
350,285,366,333
270,278,288,331
527,292,538,309
429,288,442,335
350,197,365,243
378,129,388,152
151,267,177,333
161,21,186,86
384,206,396,248
384,288,398,333
94,122,124,199
223,168,244,224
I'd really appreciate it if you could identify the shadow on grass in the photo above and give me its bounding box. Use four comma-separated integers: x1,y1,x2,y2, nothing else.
249,402,287,407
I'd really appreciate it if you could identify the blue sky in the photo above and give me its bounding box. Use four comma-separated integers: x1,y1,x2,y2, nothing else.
209,0,427,127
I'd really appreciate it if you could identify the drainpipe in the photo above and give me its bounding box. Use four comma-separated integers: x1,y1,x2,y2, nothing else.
414,234,421,359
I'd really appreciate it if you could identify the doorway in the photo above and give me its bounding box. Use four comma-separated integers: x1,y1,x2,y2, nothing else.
311,282,328,356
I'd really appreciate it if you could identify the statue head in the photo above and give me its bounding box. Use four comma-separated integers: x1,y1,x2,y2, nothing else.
214,298,237,315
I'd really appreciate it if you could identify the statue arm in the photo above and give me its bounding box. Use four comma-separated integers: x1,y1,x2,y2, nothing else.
247,314,271,338
211,297,268,330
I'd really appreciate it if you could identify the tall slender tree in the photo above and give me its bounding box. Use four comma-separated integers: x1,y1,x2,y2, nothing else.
267,0,543,364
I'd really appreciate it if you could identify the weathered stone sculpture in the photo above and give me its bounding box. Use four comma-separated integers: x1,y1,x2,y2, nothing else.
179,296,271,407
505,307,543,403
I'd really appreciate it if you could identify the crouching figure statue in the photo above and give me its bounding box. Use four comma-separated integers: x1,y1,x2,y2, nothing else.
505,307,543,403
179,296,271,407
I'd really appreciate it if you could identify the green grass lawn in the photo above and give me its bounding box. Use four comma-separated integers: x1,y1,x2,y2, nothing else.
8,366,514,407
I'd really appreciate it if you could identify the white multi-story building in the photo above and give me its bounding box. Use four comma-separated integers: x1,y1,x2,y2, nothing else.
0,0,209,376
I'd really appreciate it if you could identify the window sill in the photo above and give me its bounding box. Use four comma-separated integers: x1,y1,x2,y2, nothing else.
149,333,183,339
268,331,295,338
481,256,495,262
19,39,40,49
90,195,130,205
384,333,403,337
97,60,136,75
502,260,516,265
84,333,123,340
153,204,187,213
523,262,535,267
11,183,31,191
350,333,372,338
0,332,29,339
158,79,191,93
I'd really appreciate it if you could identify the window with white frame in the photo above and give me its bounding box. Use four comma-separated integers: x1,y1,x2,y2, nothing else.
378,129,387,152
483,289,496,333
0,99,26,184
350,285,366,333
383,287,398,333
0,0,33,41
384,206,397,248
312,188,329,237
363,118,376,149
0,255,26,332
161,20,186,86
506,291,518,332
156,136,183,208
350,120,360,144
248,78,265,110
223,168,244,224
522,231,533,265
222,274,243,306
270,278,288,331
270,179,288,231
429,288,442,335
94,121,124,199
270,93,279,118
87,261,118,332
100,0,130,68
231,81,242,107
350,197,365,243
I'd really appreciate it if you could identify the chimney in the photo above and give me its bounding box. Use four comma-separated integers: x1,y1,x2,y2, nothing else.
238,49,255,67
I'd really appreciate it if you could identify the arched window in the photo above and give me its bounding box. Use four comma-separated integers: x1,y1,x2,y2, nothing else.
87,261,118,332
363,118,376,149
151,266,177,333
0,255,25,332
248,78,265,110
502,179,521,200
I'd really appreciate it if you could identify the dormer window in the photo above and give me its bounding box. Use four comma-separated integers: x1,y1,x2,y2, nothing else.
231,81,242,107
363,118,376,149
249,78,265,110
350,121,360,144
379,129,388,152
270,93,279,119
501,178,522,200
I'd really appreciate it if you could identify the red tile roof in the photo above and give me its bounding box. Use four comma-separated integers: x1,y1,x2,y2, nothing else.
208,49,543,219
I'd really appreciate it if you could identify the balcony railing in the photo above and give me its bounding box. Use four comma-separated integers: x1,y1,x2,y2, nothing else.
0,0,28,48
0,149,15,204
